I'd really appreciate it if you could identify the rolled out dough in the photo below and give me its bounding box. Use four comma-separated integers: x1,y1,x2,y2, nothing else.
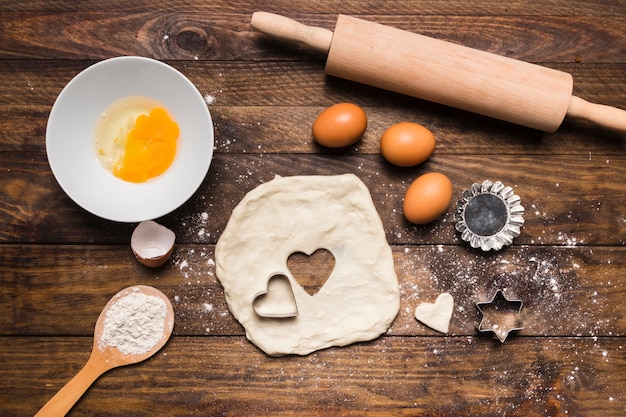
215,174,400,356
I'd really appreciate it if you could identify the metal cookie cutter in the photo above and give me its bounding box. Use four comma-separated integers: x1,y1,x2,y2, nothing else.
252,273,298,319
454,180,524,251
476,289,524,343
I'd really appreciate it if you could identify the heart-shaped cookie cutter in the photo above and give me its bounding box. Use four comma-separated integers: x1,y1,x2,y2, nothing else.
252,273,298,318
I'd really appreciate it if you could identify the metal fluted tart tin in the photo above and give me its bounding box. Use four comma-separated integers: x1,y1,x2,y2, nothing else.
454,180,524,251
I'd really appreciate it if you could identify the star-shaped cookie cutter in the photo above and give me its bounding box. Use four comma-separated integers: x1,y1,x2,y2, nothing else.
475,289,524,343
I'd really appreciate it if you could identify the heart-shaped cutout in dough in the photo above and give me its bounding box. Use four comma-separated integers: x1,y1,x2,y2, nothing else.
287,248,335,296
253,274,298,318
414,292,454,334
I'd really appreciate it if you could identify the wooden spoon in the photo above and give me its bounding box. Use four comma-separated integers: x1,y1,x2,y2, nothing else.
34,285,175,417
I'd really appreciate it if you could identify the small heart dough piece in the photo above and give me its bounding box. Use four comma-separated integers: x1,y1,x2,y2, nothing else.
415,292,454,334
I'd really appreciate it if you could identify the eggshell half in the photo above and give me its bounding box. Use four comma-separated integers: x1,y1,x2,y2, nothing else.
131,221,176,267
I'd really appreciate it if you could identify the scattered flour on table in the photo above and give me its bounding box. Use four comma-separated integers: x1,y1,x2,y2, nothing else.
204,94,215,105
100,289,167,355
395,236,620,339
170,247,231,334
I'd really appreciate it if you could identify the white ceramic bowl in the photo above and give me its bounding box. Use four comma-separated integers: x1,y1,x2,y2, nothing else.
46,56,214,222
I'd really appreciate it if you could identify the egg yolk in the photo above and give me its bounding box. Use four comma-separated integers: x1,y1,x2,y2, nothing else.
113,107,179,183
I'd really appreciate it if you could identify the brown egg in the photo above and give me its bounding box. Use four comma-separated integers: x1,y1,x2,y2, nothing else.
403,172,453,224
380,122,436,167
312,103,367,148
131,221,176,267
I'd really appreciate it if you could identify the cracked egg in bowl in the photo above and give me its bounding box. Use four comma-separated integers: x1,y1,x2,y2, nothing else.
46,56,214,222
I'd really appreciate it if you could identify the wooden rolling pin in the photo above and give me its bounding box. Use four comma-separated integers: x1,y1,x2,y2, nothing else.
251,12,626,132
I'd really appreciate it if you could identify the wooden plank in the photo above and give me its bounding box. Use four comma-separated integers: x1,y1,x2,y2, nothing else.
1,244,624,337
3,336,624,416
1,60,620,112
1,102,625,155
0,12,624,61
1,153,625,245
1,0,624,16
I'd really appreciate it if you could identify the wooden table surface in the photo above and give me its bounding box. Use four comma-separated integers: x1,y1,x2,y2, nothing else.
1,1,625,416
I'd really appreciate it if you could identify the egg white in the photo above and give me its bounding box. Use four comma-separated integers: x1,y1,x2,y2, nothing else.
94,96,165,174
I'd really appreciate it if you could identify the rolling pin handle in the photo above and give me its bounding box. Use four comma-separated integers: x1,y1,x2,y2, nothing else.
567,96,626,132
251,12,333,54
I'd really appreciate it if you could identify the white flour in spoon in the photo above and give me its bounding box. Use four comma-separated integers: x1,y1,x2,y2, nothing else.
100,289,167,355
